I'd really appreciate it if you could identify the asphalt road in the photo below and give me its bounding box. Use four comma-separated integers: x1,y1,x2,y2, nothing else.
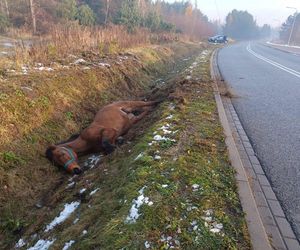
218,41,300,239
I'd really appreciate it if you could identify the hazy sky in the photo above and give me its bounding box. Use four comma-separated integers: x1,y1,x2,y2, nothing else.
165,0,300,27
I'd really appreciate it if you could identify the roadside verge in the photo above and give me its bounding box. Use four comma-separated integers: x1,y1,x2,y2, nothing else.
211,49,300,250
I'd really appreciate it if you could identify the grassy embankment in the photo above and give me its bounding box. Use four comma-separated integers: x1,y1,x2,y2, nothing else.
0,41,200,248
0,40,250,249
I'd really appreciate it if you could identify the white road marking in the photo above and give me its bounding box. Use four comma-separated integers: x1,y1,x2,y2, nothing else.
246,43,300,79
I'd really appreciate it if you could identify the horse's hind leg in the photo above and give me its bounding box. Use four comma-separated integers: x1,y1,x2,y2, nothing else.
121,101,160,113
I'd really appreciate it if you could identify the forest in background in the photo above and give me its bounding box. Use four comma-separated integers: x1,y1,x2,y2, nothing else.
0,0,216,39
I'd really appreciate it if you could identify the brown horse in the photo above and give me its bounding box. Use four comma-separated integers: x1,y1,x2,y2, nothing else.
46,100,159,174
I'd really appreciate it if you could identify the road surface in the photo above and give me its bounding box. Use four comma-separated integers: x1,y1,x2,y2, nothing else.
218,41,300,239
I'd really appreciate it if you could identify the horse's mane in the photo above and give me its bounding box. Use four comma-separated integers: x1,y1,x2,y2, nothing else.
56,134,80,145
45,134,80,162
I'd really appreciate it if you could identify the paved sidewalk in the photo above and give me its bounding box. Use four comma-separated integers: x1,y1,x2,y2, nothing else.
211,50,300,250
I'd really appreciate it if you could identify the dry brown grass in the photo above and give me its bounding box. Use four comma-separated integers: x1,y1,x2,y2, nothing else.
12,23,182,65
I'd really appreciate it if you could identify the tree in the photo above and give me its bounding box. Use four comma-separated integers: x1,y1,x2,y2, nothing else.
145,11,160,31
224,10,259,40
29,0,36,34
260,24,271,38
117,0,141,32
280,13,300,45
76,4,96,25
57,0,77,20
0,12,9,32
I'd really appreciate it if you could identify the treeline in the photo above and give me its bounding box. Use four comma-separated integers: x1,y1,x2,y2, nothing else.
223,9,271,40
280,13,300,45
0,0,215,38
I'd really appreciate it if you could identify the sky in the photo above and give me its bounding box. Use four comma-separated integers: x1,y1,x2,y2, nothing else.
165,0,300,27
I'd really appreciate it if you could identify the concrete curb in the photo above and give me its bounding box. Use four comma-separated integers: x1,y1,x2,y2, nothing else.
210,49,300,250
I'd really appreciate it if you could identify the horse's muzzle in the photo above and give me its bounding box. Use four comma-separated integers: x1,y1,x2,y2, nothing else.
66,163,82,175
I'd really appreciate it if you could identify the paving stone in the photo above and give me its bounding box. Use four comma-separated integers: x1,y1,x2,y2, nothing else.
262,185,277,200
253,164,265,175
284,238,300,250
245,146,255,156
257,205,277,226
257,174,271,186
241,135,250,142
253,191,269,207
266,225,287,250
275,217,296,239
268,200,286,217
249,155,260,165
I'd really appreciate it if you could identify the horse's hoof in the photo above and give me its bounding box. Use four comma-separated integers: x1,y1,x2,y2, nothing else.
116,136,125,145
73,168,82,175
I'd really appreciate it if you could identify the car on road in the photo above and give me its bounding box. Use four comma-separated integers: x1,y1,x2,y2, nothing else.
208,35,228,44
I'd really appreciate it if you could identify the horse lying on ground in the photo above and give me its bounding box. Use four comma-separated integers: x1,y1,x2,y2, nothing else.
46,100,160,174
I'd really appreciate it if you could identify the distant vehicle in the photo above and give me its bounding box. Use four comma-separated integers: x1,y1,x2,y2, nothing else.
208,35,228,44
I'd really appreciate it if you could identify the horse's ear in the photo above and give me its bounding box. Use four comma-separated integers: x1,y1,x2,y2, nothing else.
45,145,56,161
48,145,57,150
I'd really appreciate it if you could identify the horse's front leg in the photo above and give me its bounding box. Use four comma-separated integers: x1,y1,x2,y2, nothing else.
100,128,118,154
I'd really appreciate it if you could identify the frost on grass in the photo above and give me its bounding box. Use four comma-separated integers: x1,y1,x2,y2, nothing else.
27,239,56,250
125,187,153,224
15,238,26,248
45,201,80,232
62,240,75,250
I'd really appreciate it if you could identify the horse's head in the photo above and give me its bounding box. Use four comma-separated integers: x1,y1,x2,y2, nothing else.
46,145,82,175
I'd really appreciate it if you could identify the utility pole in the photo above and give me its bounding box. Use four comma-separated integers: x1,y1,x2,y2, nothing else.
286,7,298,46
29,0,36,34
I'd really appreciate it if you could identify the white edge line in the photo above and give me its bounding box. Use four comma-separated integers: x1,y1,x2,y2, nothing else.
246,43,300,79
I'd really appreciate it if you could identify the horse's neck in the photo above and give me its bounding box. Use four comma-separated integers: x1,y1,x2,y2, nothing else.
57,137,89,154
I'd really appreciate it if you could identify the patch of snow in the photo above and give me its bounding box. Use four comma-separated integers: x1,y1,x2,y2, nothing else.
73,58,87,65
192,184,200,190
73,218,79,224
27,239,55,250
210,228,221,234
134,153,144,161
79,188,86,194
169,103,176,110
45,201,80,232
36,67,54,71
89,188,100,196
85,155,101,169
15,238,26,248
153,135,168,141
62,240,75,250
162,184,168,188
186,76,192,80
98,62,111,68
154,155,161,160
67,182,75,188
125,187,153,224
144,241,151,249
82,230,88,235
166,115,173,120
